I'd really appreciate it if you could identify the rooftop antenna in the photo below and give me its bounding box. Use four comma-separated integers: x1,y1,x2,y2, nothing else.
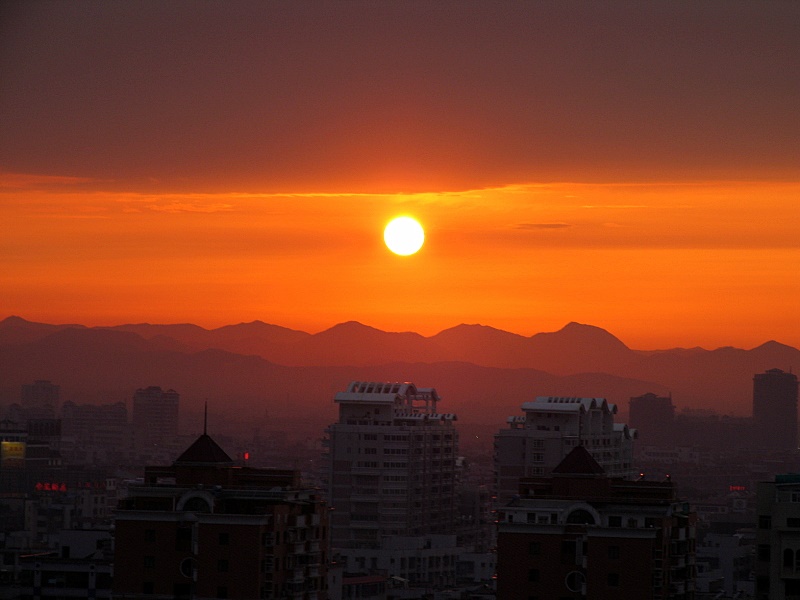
203,400,208,435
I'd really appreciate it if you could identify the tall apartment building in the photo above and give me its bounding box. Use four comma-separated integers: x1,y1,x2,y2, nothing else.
114,430,328,600
496,446,697,600
132,386,179,460
629,392,675,447
755,473,800,600
752,368,799,451
324,381,460,588
21,379,59,419
495,396,636,503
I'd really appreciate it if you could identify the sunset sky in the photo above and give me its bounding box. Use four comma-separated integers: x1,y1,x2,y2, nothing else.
2,1,799,350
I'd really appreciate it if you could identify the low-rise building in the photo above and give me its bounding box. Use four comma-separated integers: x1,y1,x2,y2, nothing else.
496,445,696,599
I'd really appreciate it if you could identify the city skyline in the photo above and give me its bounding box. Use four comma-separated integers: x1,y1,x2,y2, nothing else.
2,1,799,350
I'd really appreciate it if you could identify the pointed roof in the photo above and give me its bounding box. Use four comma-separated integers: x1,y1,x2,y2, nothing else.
174,433,233,465
552,445,605,476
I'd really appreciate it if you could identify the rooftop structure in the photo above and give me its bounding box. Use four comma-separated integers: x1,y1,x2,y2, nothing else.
495,396,637,503
496,446,696,599
114,427,328,600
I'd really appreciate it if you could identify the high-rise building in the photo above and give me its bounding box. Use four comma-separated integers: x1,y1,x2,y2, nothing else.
629,392,675,447
752,368,798,451
494,396,636,503
21,379,59,419
114,429,328,600
132,386,179,460
323,381,460,588
496,446,697,600
755,472,800,599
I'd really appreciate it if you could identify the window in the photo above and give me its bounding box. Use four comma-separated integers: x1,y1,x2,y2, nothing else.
759,515,772,529
528,568,539,582
142,582,154,595
789,518,800,528
219,532,229,545
144,528,156,543
608,516,622,527
144,555,155,568
217,587,228,599
758,545,771,561
529,541,541,555
218,559,229,572
607,573,620,587
175,527,191,551
566,509,596,525
608,545,620,560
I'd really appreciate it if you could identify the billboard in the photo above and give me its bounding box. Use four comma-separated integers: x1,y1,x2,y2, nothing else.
0,441,26,468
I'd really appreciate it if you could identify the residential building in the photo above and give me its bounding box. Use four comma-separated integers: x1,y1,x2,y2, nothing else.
21,380,59,420
496,445,696,600
131,386,179,461
324,381,460,591
494,396,636,503
755,472,800,599
752,368,799,451
114,428,328,600
629,392,675,448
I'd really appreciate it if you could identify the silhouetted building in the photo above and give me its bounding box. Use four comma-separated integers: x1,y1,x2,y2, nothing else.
21,379,59,419
753,369,798,451
629,392,675,447
496,446,696,600
755,472,800,599
114,428,328,599
324,381,460,588
132,386,179,460
495,396,636,503
61,401,130,465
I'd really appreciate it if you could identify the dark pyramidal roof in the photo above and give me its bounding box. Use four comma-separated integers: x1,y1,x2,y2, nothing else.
551,445,605,475
174,433,233,465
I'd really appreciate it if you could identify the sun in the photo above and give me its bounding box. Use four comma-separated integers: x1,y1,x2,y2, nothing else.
384,216,425,256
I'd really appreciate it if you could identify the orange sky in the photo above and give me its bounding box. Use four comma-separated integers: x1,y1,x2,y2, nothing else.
1,2,799,350
3,177,799,350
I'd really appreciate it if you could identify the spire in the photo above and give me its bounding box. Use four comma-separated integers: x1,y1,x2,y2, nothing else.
173,400,233,466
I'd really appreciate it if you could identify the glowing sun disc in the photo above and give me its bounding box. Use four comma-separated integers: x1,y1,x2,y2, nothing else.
384,217,425,256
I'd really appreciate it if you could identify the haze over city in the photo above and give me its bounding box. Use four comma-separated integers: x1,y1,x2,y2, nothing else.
2,1,799,351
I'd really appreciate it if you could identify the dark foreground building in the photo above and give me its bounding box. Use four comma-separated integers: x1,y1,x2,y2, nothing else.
753,368,799,451
496,446,696,600
114,429,328,600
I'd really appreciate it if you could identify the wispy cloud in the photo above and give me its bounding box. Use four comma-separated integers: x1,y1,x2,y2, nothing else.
0,172,95,189
516,222,572,230
148,202,235,214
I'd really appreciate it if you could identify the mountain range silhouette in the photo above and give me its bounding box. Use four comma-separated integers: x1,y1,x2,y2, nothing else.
1,316,797,435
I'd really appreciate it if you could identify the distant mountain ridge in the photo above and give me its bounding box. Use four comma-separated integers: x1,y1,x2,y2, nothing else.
1,316,798,421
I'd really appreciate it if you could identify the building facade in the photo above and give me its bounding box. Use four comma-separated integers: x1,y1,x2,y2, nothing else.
495,396,636,503
752,368,799,451
114,431,328,600
324,381,460,589
755,473,800,600
496,446,696,600
21,380,60,420
629,392,675,448
132,386,180,460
